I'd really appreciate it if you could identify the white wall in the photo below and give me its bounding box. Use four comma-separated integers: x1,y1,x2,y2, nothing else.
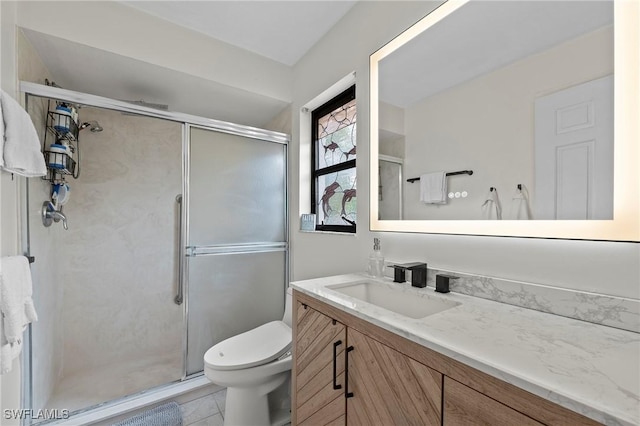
290,1,640,300
379,101,405,137
402,26,613,220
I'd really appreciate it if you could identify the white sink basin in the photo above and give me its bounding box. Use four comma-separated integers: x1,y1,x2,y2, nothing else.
328,280,460,319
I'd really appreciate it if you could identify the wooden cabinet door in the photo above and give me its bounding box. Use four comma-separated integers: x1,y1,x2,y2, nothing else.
294,302,347,425
443,377,544,426
346,328,442,426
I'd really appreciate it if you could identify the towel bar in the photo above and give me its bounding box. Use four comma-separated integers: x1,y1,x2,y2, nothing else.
407,170,473,183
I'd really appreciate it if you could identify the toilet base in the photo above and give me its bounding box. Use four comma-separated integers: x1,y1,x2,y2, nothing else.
223,371,290,426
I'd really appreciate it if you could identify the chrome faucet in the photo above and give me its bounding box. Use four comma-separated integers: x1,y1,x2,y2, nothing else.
42,202,68,230
50,210,68,230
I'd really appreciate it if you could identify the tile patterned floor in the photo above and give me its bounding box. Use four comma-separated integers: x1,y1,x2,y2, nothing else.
183,388,226,426
184,388,292,426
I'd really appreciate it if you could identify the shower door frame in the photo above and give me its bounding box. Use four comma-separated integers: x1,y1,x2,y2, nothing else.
379,154,404,220
19,81,289,421
182,123,290,378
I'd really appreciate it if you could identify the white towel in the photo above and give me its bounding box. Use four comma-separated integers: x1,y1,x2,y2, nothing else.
0,315,22,375
419,172,447,204
0,256,38,344
481,188,502,220
0,89,46,177
0,256,37,375
508,186,532,220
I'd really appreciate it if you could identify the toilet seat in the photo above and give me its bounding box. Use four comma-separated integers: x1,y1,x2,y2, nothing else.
204,321,291,371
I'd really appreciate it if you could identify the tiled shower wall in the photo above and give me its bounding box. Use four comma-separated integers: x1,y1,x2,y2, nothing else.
58,107,184,375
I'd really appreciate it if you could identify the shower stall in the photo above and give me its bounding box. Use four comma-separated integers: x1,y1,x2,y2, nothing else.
378,155,403,220
21,82,289,423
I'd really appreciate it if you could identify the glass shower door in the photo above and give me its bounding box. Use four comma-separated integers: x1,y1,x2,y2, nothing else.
185,126,288,375
379,157,403,220
24,97,184,415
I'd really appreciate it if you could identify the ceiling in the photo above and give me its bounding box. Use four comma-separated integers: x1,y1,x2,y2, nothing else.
120,1,357,67
379,0,614,108
22,1,357,127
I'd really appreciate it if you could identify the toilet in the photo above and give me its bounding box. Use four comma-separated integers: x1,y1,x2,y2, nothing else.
204,287,293,426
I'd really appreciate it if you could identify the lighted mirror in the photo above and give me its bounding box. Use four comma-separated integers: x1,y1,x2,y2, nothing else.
370,0,639,241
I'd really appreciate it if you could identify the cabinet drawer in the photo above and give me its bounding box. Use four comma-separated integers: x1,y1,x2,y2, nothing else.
444,377,543,426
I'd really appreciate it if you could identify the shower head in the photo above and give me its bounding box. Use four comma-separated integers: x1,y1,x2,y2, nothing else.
79,121,103,133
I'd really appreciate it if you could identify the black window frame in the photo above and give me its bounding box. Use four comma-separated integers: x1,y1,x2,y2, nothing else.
311,85,357,233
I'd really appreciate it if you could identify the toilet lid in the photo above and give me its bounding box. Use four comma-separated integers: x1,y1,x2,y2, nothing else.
204,321,292,371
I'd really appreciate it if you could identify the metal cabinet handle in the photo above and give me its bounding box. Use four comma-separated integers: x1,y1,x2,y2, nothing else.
345,345,354,398
333,340,343,390
175,194,184,305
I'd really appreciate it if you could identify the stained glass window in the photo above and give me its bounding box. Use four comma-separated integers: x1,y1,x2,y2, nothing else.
311,86,356,232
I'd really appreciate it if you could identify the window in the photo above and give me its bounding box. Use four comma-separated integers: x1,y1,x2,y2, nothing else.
311,85,356,232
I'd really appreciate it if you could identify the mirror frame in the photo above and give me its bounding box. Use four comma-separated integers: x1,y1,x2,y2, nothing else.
370,0,639,241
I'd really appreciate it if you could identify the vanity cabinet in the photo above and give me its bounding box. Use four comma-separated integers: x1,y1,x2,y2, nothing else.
294,301,346,425
347,328,441,425
292,290,602,426
443,377,543,426
293,300,442,425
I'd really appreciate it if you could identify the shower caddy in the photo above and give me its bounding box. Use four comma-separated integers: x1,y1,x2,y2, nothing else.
42,101,79,182
40,86,83,229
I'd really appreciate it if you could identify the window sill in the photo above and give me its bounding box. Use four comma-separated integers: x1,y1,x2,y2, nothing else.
299,230,357,236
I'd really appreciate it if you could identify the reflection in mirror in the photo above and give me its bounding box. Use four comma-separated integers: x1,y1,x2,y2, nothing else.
378,155,404,220
378,0,613,220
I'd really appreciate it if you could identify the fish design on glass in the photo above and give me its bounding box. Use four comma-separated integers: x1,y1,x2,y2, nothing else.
341,188,356,216
324,141,339,154
345,146,356,160
321,181,341,216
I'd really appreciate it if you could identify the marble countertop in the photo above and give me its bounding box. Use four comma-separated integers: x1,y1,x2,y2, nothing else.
290,273,640,426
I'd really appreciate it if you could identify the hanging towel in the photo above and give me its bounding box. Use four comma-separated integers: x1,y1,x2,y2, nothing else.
419,172,447,204
481,188,502,220
0,89,46,177
0,315,22,375
508,185,532,220
0,256,37,374
0,256,38,344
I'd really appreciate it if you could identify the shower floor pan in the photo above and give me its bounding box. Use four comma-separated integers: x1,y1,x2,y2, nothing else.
45,353,182,415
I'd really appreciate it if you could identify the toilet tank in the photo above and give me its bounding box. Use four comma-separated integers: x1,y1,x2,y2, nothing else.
282,287,293,327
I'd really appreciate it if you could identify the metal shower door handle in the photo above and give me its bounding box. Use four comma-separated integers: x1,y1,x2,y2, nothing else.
175,194,184,305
